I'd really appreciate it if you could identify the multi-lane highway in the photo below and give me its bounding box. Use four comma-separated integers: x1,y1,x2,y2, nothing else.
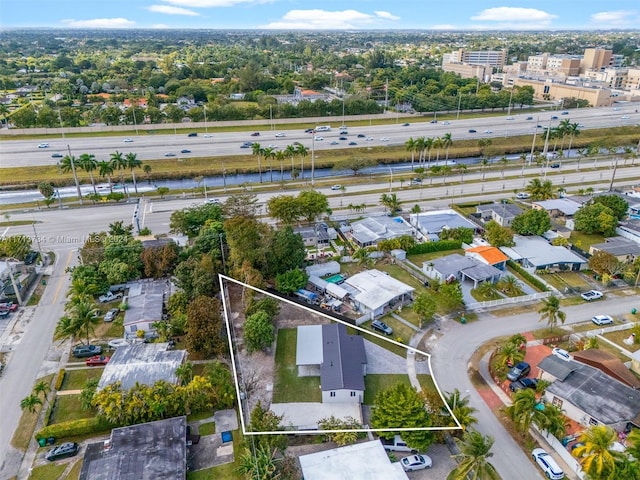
1,105,638,168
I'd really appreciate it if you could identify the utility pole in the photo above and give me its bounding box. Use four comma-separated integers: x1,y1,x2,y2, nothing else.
528,116,539,166
384,78,389,113
66,145,84,205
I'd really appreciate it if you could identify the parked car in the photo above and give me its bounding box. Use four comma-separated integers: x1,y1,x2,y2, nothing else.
86,355,110,366
532,448,565,479
0,310,11,318
104,308,119,322
509,378,538,392
72,344,102,358
401,454,432,471
45,442,79,461
0,302,18,312
592,314,614,326
552,347,572,361
51,153,63,158
371,319,393,335
99,291,123,303
581,290,603,301
24,250,40,265
380,435,417,453
108,338,132,349
187,132,198,137
506,361,531,382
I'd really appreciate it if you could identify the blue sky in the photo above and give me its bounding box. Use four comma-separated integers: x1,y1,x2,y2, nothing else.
2,1,639,30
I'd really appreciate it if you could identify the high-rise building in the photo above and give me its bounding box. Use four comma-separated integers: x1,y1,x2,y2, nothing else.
445,48,508,69
581,48,613,73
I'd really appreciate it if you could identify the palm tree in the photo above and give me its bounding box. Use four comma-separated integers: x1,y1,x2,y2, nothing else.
275,150,286,182
625,428,640,461
33,380,50,400
433,137,444,162
538,295,566,332
505,389,541,435
97,160,115,192
572,425,625,480
564,122,581,158
405,137,419,170
498,156,510,178
66,300,100,345
447,430,500,480
54,315,83,345
496,275,521,296
262,147,275,183
480,158,490,181
79,153,98,194
295,144,308,179
456,164,467,183
20,394,42,414
143,164,152,184
526,178,555,201
59,154,83,203
423,137,434,166
110,151,128,184
125,152,142,193
251,142,263,183
380,193,401,215
440,165,452,184
414,136,426,165
175,361,193,386
442,132,453,161
284,144,297,173
444,389,478,432
496,342,525,368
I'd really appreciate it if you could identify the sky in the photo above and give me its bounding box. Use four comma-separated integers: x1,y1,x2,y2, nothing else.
1,0,639,30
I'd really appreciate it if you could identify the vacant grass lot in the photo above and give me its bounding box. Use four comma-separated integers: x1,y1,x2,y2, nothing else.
408,249,464,265
272,328,321,403
541,272,592,292
61,368,104,391
49,395,94,425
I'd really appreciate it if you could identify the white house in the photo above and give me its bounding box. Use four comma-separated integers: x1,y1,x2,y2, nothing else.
341,269,414,320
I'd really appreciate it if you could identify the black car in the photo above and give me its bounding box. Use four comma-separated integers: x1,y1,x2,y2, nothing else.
371,320,393,335
468,129,477,133
509,378,538,392
250,132,260,136
72,344,102,358
430,119,437,123
180,149,191,154
506,362,531,382
187,132,198,137
51,153,63,158
348,141,357,146
550,163,560,169
46,442,79,461
357,134,366,138
339,137,348,140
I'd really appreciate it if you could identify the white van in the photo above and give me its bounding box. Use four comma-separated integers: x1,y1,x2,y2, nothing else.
315,125,331,132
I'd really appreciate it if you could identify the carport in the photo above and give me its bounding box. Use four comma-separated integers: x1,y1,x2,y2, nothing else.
459,263,502,288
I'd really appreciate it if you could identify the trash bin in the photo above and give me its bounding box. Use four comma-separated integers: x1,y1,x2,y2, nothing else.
633,308,637,315
38,438,46,447
460,316,467,324
41,279,47,286
47,437,55,445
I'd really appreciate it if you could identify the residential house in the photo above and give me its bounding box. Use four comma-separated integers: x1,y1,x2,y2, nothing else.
423,253,502,288
617,219,640,245
97,342,186,391
476,203,523,227
500,235,587,271
79,416,187,480
538,356,640,431
532,198,582,218
306,261,341,278
295,225,330,248
571,349,640,389
123,279,170,339
349,215,414,248
465,246,509,270
299,440,409,480
409,210,479,241
341,269,414,320
590,236,640,262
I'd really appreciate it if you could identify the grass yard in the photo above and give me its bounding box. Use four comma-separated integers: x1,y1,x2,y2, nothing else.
505,265,545,293
361,328,408,358
198,421,216,436
377,315,417,345
470,288,502,302
364,374,437,405
28,463,67,480
407,249,464,265
93,317,124,339
376,264,426,292
60,368,104,391
602,329,640,353
272,328,321,403
49,395,95,425
541,272,591,292
569,231,605,251
187,430,243,480
65,459,83,480
391,308,421,327
11,373,54,451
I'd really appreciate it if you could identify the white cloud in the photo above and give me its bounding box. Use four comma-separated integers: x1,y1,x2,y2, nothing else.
374,11,399,21
590,10,639,27
147,5,200,16
61,18,136,28
471,7,557,27
262,9,398,29
162,0,271,7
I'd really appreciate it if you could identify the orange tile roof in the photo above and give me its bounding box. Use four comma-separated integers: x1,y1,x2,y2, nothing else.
466,246,509,265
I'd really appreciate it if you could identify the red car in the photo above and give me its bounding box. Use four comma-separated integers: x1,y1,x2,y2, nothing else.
85,355,110,366
0,302,18,312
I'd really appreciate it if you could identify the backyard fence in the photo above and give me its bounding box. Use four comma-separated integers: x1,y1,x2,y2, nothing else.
466,291,552,311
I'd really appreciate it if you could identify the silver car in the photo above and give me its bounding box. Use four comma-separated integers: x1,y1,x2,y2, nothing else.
401,454,432,471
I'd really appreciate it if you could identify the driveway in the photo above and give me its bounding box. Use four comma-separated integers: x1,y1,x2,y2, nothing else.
402,443,457,479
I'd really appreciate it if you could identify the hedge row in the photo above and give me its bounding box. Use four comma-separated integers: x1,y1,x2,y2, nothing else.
36,417,112,441
54,369,65,391
407,240,462,255
507,260,549,292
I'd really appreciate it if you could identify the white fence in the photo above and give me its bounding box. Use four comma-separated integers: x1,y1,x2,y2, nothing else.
466,291,552,310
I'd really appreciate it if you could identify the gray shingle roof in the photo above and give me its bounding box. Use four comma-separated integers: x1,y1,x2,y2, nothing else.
321,324,366,392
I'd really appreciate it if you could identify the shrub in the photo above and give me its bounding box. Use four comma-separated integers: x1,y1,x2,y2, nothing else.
407,240,461,255
55,370,65,391
36,417,112,441
507,261,549,292
43,394,57,427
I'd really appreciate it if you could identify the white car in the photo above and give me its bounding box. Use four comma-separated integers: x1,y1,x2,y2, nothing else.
401,454,432,472
532,449,564,479
331,184,342,191
380,137,389,142
581,290,603,301
123,138,133,142
108,338,132,349
365,136,374,141
592,315,614,326
275,133,286,137
38,143,49,148
621,115,630,119
516,192,530,199
314,136,324,141
506,116,514,120
552,347,572,361
267,144,278,149
484,130,493,134
204,134,213,138
443,121,451,125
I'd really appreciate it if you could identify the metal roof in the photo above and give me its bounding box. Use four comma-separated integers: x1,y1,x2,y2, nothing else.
410,210,477,234
533,198,581,216
344,269,414,312
123,279,168,327
296,325,323,366
321,324,366,392
350,215,414,245
506,235,587,268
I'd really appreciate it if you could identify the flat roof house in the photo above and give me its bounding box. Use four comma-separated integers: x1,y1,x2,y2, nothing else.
79,416,187,480
590,236,640,261
532,198,582,218
409,210,479,241
538,356,640,431
423,253,502,288
349,215,414,248
617,219,640,245
476,203,523,227
342,269,414,319
98,342,186,391
123,279,171,340
500,235,587,271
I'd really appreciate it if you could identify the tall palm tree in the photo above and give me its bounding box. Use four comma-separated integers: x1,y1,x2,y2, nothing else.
67,300,100,345
110,151,128,184
275,150,286,182
125,152,142,193
284,144,297,173
538,295,565,332
447,430,500,480
295,143,308,179
97,160,115,192
54,315,83,345
456,164,467,183
444,389,478,432
143,164,152,184
498,156,510,178
526,178,555,201
442,132,453,161
424,137,434,167
433,137,444,162
59,154,83,204
79,153,98,194
564,122,581,158
505,389,542,435
380,193,401,215
251,142,263,183
572,425,625,480
262,147,275,183
405,137,418,170
20,394,42,414
480,158,490,181
414,136,426,166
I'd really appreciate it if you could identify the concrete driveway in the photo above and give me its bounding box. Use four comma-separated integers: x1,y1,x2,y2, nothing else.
401,443,457,479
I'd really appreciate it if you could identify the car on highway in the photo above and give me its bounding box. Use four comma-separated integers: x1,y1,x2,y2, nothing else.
292,141,302,146
509,378,538,392
371,319,393,335
86,355,110,366
267,144,278,149
348,141,357,146
72,344,102,358
51,153,63,158
38,143,49,148
314,136,323,141
275,132,286,137
331,184,342,190
240,142,253,148
506,116,514,120
180,149,191,154
526,116,534,120
484,130,493,134
506,361,531,382
592,314,614,326
104,308,119,322
304,128,314,133
204,134,213,138
552,347,572,361
123,138,133,142
430,119,437,124
532,448,564,479
365,136,374,141
402,123,410,126
339,130,348,135
561,111,569,115
330,141,339,145
516,192,530,199
250,132,260,136
46,442,79,462
443,121,451,125
581,290,603,301
411,178,422,185
468,129,477,133
164,152,176,157
339,136,348,140
357,134,366,138
187,132,198,137
551,115,559,120
622,115,630,119
380,137,389,141
550,163,560,168
401,454,432,471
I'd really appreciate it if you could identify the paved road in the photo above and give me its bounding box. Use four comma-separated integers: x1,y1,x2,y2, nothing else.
1,105,638,168
430,294,640,480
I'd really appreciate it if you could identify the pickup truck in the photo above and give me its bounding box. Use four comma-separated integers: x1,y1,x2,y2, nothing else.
380,435,418,453
99,291,123,303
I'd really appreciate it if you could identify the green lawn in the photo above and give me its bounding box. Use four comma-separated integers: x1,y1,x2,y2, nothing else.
360,327,408,358
569,231,605,251
65,459,83,480
49,395,95,425
11,374,54,451
272,328,321,403
376,264,426,292
60,368,104,391
364,374,437,405
28,463,67,480
470,288,502,302
407,249,464,265
198,422,216,436
603,329,640,353
377,315,417,345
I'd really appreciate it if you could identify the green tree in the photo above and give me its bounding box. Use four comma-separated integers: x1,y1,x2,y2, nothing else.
79,153,98,195
275,269,308,295
0,235,32,260
438,282,465,313
236,444,279,480
175,361,193,386
298,189,329,222
484,220,514,247
38,181,56,207
496,342,525,369
588,251,624,278
244,310,275,353
526,178,555,201
572,425,625,480
447,430,500,480
80,378,99,411
443,389,478,433
125,152,142,193
186,296,226,358
20,394,42,414
341,156,375,176
592,195,629,221
170,202,224,238
412,292,437,328
574,203,617,236
97,160,115,191
511,209,551,236
538,295,565,332
266,226,306,277
266,194,301,225
380,193,402,215
370,382,433,452
438,227,474,244
318,416,362,446
248,401,287,451
32,380,50,400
